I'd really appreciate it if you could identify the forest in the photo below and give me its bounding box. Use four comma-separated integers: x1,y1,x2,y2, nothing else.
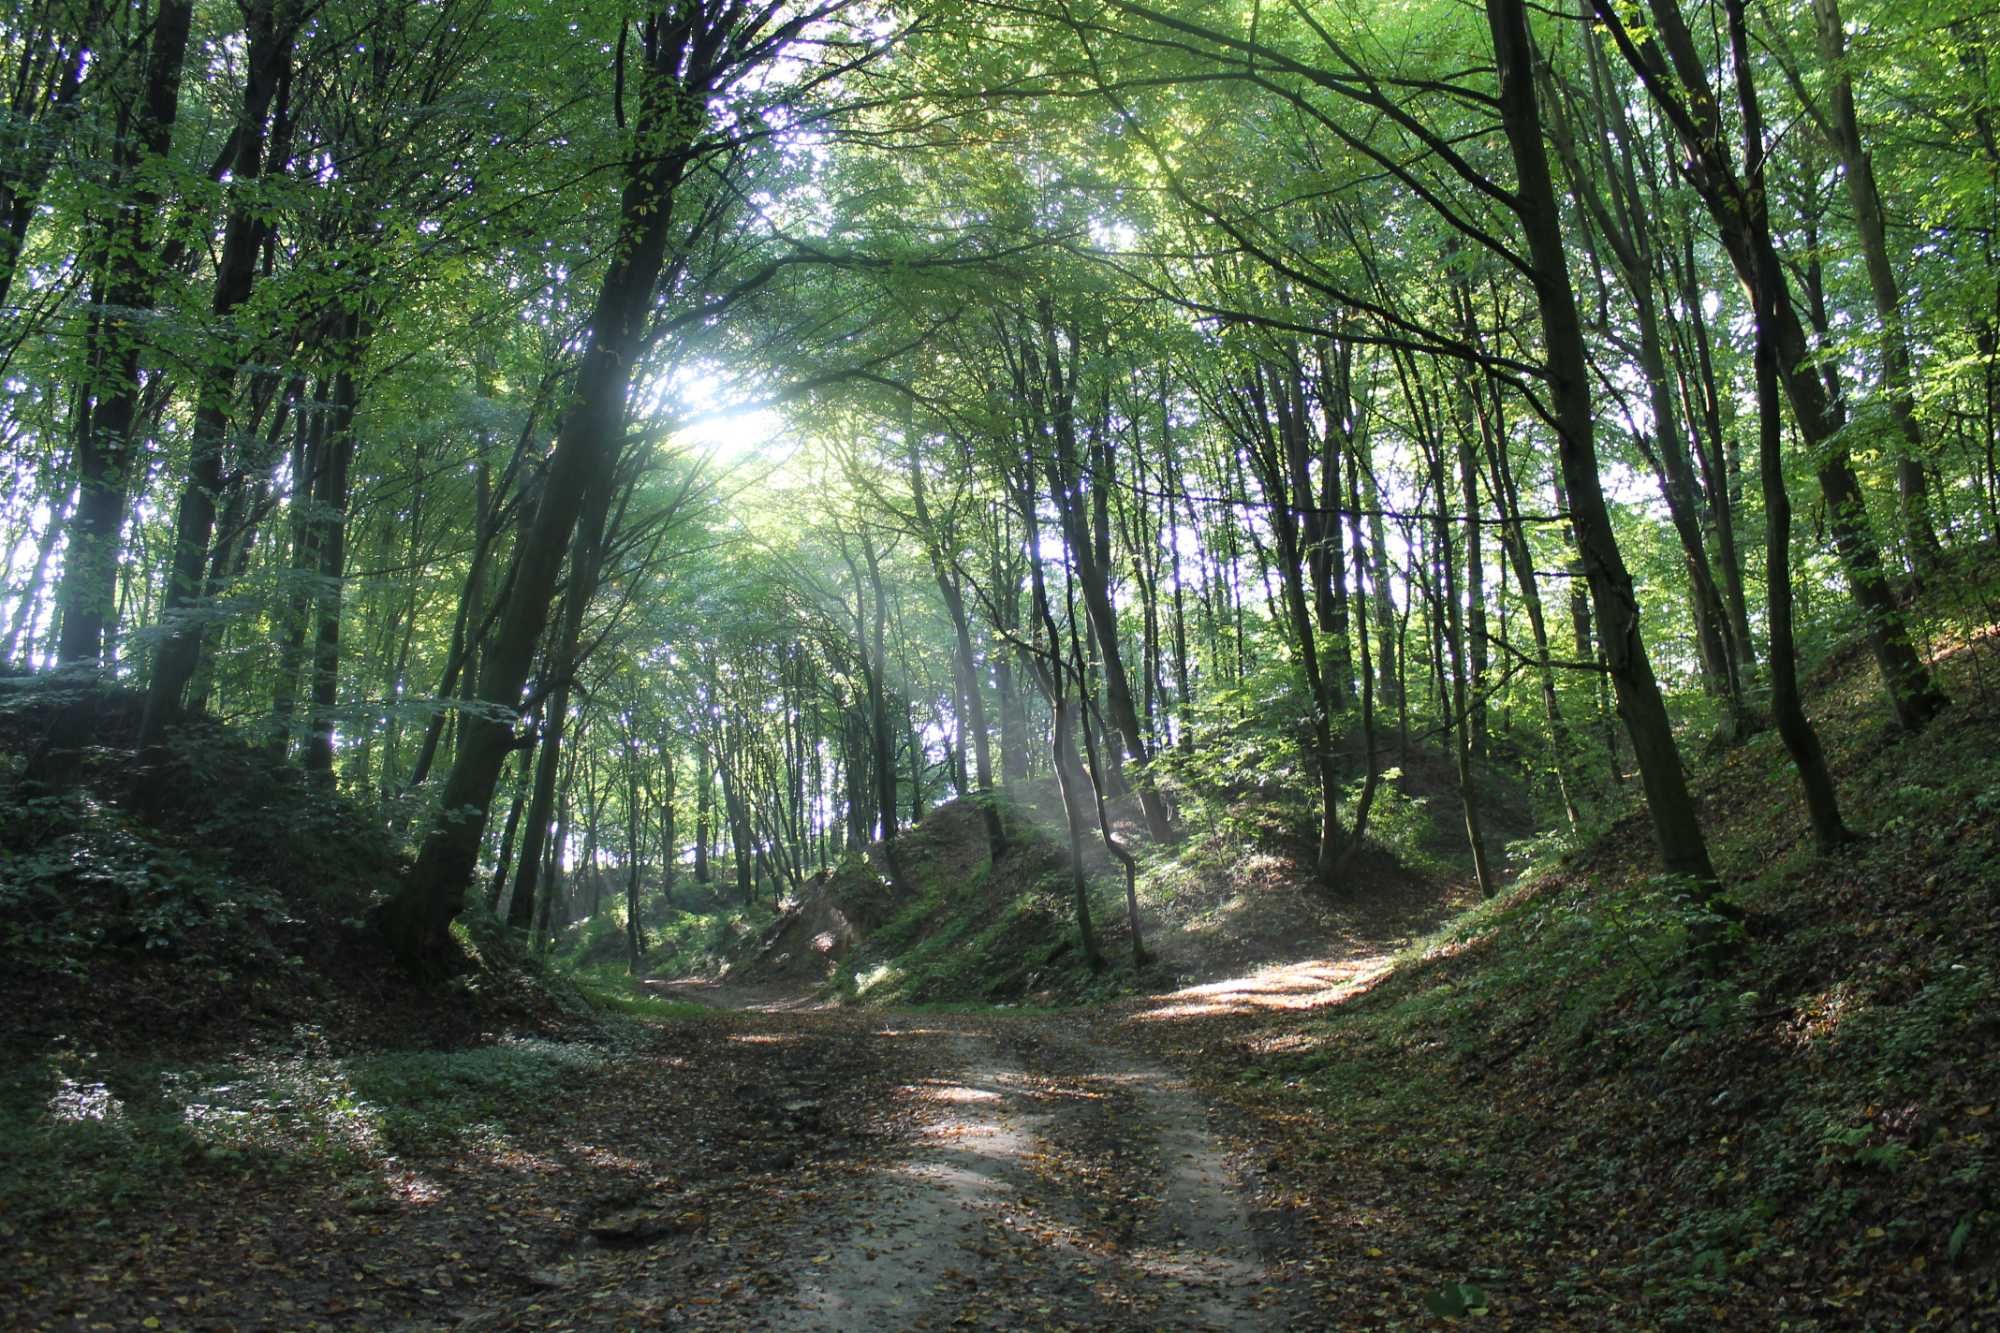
2,0,1997,1326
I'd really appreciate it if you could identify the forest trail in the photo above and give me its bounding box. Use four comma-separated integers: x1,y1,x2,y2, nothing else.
624,971,1339,1331
445,960,1405,1330
751,1013,1290,1330
8,932,1411,1332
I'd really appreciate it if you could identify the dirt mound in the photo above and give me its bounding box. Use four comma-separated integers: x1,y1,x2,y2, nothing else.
723,799,1007,988
726,867,875,984
0,675,593,1059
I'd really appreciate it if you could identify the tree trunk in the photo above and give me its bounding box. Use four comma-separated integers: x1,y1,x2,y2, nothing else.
1729,0,1854,854
380,9,716,968
487,733,536,914
694,741,712,882
1020,312,1173,840
1489,0,1721,894
0,0,104,311
52,0,193,667
139,1,295,746
1025,523,1103,972
1480,385,1584,829
1810,0,1945,581
1598,0,1948,733
302,327,365,780
1236,363,1350,886
1426,398,1497,899
508,691,568,934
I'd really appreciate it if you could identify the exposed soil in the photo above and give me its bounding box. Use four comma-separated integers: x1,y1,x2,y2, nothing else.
712,1004,1302,1331
2,959,1389,1331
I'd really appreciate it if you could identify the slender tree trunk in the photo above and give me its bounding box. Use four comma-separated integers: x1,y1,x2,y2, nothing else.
1017,314,1174,840
1427,407,1497,898
694,741,712,882
140,3,296,747
1452,374,1490,761
720,736,753,906
302,326,365,780
1237,365,1350,886
1,488,65,667
487,733,536,914
1810,0,1944,580
1066,594,1147,969
268,380,324,760
1597,0,1947,733
508,690,567,934
1026,531,1103,971
1667,223,1758,672
1729,0,1854,854
381,12,715,967
1490,0,1721,894
0,0,104,311
52,0,193,667
1481,389,1584,829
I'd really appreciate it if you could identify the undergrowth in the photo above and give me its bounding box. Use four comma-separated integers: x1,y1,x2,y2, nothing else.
0,1030,618,1235
1184,619,2000,1322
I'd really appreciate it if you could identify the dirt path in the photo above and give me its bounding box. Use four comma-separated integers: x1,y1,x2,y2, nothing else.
755,1013,1294,1330
7,977,1332,1331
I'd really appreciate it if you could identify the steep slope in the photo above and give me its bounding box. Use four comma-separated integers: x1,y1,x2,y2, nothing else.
1113,613,2000,1323
0,678,578,1058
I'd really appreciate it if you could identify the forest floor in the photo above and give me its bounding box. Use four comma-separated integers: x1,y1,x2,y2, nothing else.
7,590,1999,1328
8,859,1998,1329
2,954,1418,1331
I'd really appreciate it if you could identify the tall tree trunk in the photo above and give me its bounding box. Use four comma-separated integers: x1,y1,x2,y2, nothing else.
52,0,193,667
1666,221,1758,672
268,379,324,759
1452,372,1490,761
1065,588,1147,969
1426,395,1497,898
719,732,753,906
903,425,995,792
1236,363,1350,886
1810,0,1944,580
694,741,712,882
1480,384,1584,829
487,733,536,914
1020,312,1174,840
508,690,568,934
1729,0,1854,854
381,7,719,967
1022,502,1103,972
1549,43,1750,726
0,0,105,311
302,326,365,780
1595,0,1947,733
139,1,295,746
1489,0,1721,894
862,530,899,846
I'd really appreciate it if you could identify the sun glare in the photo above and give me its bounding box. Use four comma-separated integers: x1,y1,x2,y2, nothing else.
657,367,787,464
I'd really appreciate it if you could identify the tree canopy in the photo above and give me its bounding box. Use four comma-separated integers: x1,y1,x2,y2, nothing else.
3,0,1997,969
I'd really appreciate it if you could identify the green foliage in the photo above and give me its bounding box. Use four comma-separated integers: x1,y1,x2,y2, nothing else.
1422,1281,1490,1318
647,906,770,979
0,785,293,974
344,1040,606,1156
1352,771,1451,877
0,1035,607,1230
564,965,712,1021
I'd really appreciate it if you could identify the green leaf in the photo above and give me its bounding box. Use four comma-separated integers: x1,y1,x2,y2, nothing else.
1948,1214,1974,1265
1423,1282,1488,1317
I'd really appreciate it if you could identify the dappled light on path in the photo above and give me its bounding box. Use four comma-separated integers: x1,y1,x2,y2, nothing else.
1135,954,1396,1021
760,1019,1293,1330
